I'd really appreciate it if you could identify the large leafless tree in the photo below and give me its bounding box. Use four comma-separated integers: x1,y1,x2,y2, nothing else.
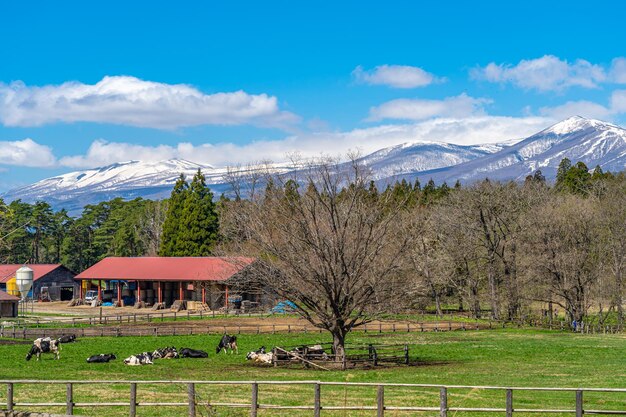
223,157,411,364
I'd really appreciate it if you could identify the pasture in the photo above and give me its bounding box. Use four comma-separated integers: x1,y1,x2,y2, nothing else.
1,329,626,416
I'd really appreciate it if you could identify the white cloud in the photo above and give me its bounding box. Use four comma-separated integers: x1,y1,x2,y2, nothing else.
539,100,613,120
368,94,490,121
0,138,56,167
472,55,607,91
0,76,299,130
58,116,553,169
610,58,626,84
352,65,442,88
610,90,626,113
540,90,626,120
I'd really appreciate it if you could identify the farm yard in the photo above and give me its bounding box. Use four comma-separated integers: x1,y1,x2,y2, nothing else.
2,328,626,416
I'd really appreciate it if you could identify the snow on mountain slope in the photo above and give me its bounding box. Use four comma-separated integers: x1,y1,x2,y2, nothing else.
356,141,509,180
405,116,626,185
1,159,221,213
2,136,511,212
12,115,624,212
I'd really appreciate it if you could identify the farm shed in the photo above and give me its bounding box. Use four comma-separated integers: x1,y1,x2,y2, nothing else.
0,264,78,301
75,257,265,310
0,290,19,317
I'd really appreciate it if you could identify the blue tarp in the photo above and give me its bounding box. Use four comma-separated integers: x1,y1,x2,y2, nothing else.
271,300,297,313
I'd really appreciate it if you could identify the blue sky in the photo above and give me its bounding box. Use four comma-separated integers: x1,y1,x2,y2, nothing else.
1,0,626,191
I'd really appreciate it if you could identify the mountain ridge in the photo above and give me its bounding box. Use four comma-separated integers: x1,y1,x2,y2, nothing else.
4,116,626,213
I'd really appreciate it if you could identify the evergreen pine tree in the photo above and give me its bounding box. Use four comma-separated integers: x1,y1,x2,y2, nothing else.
177,169,219,256
556,158,572,187
159,174,189,256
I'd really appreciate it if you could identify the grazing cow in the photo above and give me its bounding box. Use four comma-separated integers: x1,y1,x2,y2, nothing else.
26,337,60,361
124,352,153,366
216,334,238,354
87,353,116,363
179,348,208,358
57,335,77,344
153,347,179,359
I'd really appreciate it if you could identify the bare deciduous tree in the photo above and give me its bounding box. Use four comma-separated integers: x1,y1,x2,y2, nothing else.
223,157,411,365
521,194,600,323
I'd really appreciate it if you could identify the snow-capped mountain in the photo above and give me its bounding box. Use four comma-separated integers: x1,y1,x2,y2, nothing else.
2,139,511,212
5,116,626,213
404,116,626,185
356,141,510,180
2,159,220,213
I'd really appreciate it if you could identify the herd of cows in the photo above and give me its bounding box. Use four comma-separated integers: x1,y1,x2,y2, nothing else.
25,334,241,365
24,334,331,366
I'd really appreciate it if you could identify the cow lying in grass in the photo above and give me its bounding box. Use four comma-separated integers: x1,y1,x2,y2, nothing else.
179,348,208,358
26,337,60,361
124,352,153,365
87,353,116,363
153,347,178,359
246,346,273,364
57,335,77,343
216,334,238,354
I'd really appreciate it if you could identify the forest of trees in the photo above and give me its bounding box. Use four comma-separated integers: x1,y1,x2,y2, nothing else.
0,169,219,273
2,158,626,331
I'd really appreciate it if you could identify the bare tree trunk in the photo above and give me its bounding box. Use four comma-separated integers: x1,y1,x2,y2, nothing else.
615,268,624,328
332,330,347,370
487,256,500,320
429,283,443,317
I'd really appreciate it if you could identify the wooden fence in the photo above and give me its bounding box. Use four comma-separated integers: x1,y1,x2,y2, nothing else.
2,380,626,416
0,320,481,339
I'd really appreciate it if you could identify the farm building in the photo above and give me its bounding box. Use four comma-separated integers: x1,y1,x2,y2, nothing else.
0,264,78,301
75,257,267,310
0,290,19,317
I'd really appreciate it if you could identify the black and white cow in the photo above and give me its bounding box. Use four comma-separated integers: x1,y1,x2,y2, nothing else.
179,348,208,358
153,347,179,359
246,346,273,364
216,334,238,354
57,335,77,344
124,352,153,366
87,353,116,363
26,337,60,361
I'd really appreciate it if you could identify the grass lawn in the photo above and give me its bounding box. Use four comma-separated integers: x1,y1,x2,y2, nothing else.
1,329,626,416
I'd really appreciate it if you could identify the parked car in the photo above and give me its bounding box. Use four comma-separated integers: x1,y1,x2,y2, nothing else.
84,290,98,302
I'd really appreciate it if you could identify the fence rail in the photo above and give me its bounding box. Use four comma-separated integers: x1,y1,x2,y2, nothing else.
2,380,626,416
0,320,481,339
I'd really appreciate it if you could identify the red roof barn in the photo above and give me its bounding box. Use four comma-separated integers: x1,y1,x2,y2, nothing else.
75,257,257,309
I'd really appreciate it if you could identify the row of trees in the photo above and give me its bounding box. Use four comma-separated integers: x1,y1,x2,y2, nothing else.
0,170,220,272
0,197,168,272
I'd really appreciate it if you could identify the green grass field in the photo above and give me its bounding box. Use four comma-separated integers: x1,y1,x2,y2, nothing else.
1,329,626,416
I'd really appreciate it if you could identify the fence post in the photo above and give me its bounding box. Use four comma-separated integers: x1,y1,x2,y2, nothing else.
506,389,513,417
440,387,448,417
251,382,258,417
7,383,13,411
66,383,74,415
130,383,137,417
377,385,384,417
314,383,321,417
576,390,583,417
404,345,409,365
188,383,196,417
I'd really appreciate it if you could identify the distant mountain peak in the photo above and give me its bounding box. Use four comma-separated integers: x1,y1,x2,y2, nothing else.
542,116,619,136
